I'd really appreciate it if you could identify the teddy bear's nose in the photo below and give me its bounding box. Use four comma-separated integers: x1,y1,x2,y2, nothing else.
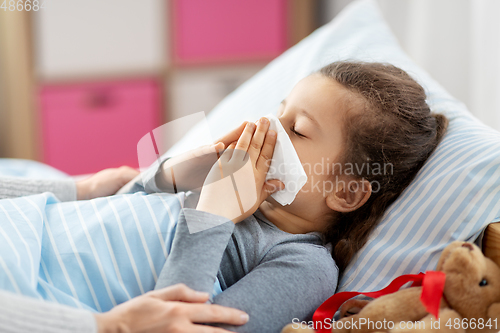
462,243,474,251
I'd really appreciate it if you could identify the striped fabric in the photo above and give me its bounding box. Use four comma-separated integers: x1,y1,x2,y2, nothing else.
0,191,221,312
163,0,500,292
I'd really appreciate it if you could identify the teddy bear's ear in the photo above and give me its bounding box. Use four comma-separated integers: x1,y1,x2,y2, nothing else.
436,241,464,270
487,303,500,320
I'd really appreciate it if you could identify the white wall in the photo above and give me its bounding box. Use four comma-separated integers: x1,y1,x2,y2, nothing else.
319,0,500,131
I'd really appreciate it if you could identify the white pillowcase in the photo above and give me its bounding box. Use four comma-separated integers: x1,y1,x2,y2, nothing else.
164,0,500,292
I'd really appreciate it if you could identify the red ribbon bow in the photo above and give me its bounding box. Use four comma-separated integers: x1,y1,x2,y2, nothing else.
420,271,446,319
312,271,446,333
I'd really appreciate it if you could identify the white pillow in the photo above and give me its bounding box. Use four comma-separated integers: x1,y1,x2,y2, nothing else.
165,0,500,292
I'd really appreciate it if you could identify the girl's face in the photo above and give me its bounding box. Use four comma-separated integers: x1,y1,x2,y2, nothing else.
261,74,356,233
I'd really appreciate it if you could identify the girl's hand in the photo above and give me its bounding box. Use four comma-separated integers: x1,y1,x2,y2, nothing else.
76,166,140,200
157,122,249,192
94,283,249,333
196,118,284,224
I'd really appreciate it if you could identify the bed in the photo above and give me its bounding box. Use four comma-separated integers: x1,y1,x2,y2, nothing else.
484,223,500,267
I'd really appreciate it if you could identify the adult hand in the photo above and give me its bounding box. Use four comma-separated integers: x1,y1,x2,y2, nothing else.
94,284,249,333
76,166,140,200
157,122,248,192
196,117,284,223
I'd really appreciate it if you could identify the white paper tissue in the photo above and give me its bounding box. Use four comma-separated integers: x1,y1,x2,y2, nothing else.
264,114,308,205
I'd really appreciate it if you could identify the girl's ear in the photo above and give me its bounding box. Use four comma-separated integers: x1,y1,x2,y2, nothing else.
326,178,371,213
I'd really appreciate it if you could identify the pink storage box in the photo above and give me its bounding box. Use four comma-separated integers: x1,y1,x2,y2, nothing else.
172,0,288,64
39,79,161,175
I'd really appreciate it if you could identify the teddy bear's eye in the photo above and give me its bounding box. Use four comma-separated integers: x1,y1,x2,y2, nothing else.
479,279,488,287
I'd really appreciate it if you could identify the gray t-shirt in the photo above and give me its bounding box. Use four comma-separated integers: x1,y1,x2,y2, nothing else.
155,203,338,332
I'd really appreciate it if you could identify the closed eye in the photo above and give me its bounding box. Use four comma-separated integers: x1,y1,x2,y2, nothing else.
291,125,306,138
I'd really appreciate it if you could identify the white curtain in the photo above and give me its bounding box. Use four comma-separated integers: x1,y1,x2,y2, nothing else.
377,0,500,131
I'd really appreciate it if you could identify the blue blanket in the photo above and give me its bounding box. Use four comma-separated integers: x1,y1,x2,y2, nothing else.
0,158,69,179
0,191,221,312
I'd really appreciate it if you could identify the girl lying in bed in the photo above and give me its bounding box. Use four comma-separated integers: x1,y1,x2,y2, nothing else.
131,61,449,332
0,61,448,333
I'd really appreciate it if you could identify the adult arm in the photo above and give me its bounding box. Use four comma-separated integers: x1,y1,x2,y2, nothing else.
0,177,77,201
155,209,338,333
0,167,138,202
0,289,97,333
96,284,249,333
0,285,249,333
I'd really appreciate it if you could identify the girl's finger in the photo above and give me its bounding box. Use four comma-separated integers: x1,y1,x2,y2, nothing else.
263,179,285,196
256,130,277,172
234,122,256,154
193,142,224,158
248,117,270,163
214,121,248,147
221,141,237,160
215,141,237,180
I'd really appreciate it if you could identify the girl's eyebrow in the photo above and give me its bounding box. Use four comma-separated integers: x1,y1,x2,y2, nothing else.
281,99,322,131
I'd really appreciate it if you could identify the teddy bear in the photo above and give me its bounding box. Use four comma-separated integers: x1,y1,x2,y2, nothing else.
282,241,500,333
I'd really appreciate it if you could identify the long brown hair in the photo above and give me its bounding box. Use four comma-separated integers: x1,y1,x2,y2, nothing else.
319,61,448,275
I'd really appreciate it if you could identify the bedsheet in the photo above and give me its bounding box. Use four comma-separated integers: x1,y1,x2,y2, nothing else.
0,158,68,179
0,191,222,312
